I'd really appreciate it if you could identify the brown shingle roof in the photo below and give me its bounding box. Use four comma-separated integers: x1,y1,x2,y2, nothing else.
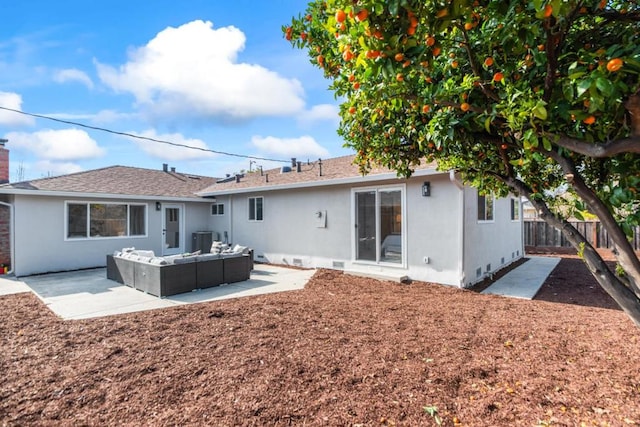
199,155,438,195
2,166,217,198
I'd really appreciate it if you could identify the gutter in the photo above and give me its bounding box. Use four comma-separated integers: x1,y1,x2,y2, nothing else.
449,171,466,287
0,188,212,203
198,168,447,197
0,201,14,275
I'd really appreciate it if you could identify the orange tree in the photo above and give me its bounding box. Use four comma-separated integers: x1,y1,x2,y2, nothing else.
285,0,640,325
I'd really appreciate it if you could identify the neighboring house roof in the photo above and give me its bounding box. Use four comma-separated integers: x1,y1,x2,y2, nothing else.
0,166,217,199
199,155,441,196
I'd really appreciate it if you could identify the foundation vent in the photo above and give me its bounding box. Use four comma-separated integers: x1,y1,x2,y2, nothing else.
293,258,303,267
332,261,345,269
476,267,482,278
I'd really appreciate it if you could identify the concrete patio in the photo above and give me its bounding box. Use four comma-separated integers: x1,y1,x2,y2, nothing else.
0,264,315,320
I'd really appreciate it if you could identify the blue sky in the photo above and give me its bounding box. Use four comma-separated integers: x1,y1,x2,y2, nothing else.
0,0,349,181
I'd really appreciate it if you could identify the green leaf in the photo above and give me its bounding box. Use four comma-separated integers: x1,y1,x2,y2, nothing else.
532,104,548,121
576,79,592,97
574,210,585,221
595,77,613,96
388,0,399,16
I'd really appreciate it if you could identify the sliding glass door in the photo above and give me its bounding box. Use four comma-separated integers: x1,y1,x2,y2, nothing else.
354,186,405,265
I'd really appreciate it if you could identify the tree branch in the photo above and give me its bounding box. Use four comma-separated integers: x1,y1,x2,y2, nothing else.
551,134,640,157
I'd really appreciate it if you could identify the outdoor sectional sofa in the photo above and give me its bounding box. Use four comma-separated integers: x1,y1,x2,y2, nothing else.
106,247,253,297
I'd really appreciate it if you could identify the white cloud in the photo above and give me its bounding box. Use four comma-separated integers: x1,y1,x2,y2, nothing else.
5,129,105,160
128,129,216,161
297,104,340,127
251,135,330,159
46,109,136,124
96,20,305,122
0,92,35,127
53,68,94,89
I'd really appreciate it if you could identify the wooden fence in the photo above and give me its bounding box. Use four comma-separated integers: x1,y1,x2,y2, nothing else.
524,220,640,250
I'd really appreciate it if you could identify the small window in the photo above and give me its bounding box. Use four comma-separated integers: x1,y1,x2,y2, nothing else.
211,203,224,216
477,193,494,221
248,197,263,221
510,198,520,221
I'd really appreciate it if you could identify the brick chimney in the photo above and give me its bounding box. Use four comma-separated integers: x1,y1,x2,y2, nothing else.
0,139,8,184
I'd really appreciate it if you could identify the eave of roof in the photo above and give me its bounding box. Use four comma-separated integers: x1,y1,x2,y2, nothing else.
0,165,217,199
198,155,444,197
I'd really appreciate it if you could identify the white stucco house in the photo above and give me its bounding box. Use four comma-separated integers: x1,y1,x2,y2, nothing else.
0,163,218,277
197,155,524,287
0,154,523,287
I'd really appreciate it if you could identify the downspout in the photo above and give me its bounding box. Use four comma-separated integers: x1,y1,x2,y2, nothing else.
0,201,15,275
228,195,233,245
449,171,465,288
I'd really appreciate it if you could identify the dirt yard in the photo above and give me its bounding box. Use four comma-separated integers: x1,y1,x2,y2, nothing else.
1,254,639,426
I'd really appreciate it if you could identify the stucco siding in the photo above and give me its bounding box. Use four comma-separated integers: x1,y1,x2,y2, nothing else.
214,174,466,286
12,195,210,276
462,188,524,286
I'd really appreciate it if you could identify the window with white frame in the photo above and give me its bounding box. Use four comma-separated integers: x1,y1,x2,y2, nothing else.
510,198,520,220
66,202,146,239
477,193,494,221
248,197,263,221
211,203,224,216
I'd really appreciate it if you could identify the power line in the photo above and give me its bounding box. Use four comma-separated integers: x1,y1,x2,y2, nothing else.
0,106,289,163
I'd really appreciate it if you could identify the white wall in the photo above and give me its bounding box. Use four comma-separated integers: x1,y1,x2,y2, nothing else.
462,188,524,286
12,195,211,276
209,174,466,286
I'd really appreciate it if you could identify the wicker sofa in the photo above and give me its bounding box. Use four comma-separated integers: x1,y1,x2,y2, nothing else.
106,248,253,297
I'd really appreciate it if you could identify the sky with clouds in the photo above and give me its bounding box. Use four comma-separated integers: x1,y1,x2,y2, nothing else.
0,0,347,181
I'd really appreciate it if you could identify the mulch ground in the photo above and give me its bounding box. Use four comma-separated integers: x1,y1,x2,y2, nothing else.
1,253,640,426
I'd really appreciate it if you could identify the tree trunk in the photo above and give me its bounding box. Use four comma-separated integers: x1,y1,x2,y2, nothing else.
505,177,640,327
551,152,640,296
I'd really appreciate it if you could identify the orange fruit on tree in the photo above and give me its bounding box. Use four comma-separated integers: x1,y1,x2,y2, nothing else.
348,74,355,82
422,104,431,113
426,36,436,46
407,26,416,36
432,46,442,56
402,60,411,68
394,52,405,62
543,4,553,18
355,9,368,22
348,106,357,114
484,57,494,67
451,60,459,68
460,102,470,112
285,26,293,41
583,115,596,125
335,9,346,23
342,49,354,61
436,8,448,18
606,58,623,72
464,22,474,30
493,72,504,82
317,55,324,66
396,73,404,82
353,82,360,90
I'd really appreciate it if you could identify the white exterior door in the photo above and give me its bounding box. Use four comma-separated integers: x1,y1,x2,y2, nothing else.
162,204,184,255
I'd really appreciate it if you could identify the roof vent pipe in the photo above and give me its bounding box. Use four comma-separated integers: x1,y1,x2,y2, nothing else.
291,157,297,169
265,173,269,183
235,174,241,183
318,158,323,177
163,163,168,172
171,167,176,173
296,161,301,173
260,166,263,176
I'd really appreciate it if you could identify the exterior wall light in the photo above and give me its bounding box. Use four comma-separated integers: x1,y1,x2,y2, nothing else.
422,182,431,197
156,202,162,211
